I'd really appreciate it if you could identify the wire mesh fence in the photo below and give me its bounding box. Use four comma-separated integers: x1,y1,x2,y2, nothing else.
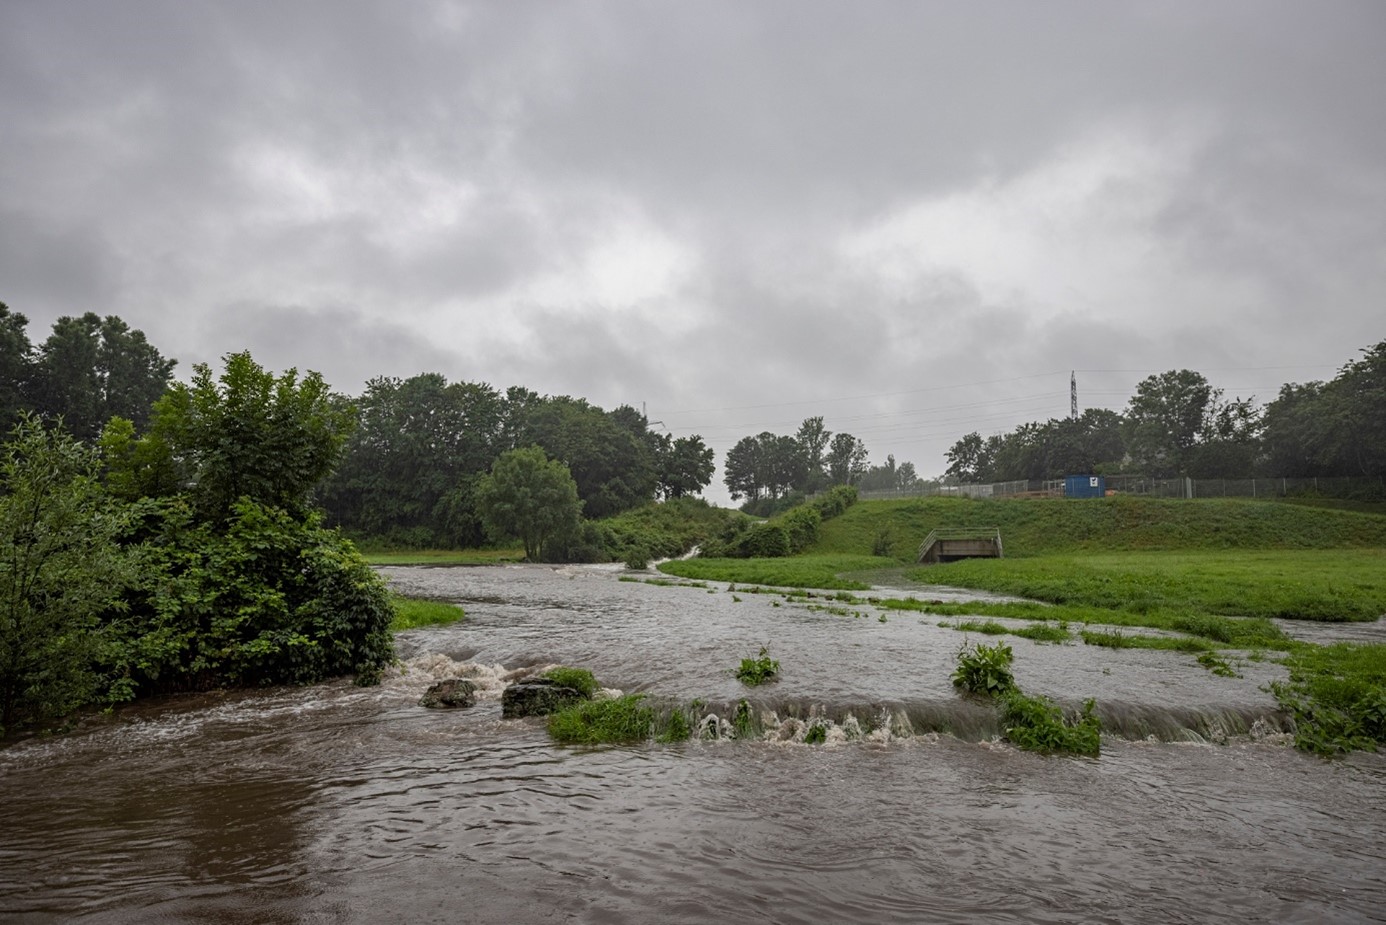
856,475,1386,502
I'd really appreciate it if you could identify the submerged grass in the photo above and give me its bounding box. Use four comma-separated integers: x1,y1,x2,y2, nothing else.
547,694,654,745
389,594,465,631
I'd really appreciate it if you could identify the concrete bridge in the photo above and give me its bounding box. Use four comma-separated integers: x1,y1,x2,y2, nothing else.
917,527,1003,564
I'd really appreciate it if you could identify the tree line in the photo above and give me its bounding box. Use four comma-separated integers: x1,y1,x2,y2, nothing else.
722,416,923,515
944,342,1386,485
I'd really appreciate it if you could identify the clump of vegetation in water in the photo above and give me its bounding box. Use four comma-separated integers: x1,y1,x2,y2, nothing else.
389,594,464,631
1196,652,1241,677
735,647,780,685
804,720,828,745
1270,643,1386,757
547,694,653,745
1001,693,1101,757
542,666,600,698
951,641,1016,697
733,699,756,738
657,704,694,743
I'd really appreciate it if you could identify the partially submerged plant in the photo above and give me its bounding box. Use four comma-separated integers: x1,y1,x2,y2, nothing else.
735,646,781,686
547,694,653,745
1001,692,1101,757
951,641,1016,697
1196,652,1241,678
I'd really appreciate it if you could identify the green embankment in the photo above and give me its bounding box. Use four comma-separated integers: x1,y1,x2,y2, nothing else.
661,495,1386,755
816,495,1386,557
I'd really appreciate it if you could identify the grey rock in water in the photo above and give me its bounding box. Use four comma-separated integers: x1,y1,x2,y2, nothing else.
420,678,477,709
502,678,585,718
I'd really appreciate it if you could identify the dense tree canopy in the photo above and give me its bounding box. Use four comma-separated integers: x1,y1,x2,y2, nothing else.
28,313,175,440
147,352,354,519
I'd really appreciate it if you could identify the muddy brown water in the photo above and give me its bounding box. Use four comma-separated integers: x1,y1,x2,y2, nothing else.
1,565,1383,924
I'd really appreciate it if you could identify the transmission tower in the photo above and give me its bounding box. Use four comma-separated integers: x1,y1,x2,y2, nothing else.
1070,371,1078,420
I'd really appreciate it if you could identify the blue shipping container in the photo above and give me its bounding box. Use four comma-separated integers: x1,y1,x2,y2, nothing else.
1065,475,1105,498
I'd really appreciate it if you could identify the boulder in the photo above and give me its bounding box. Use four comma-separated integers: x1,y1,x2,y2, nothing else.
502,678,585,718
420,678,477,709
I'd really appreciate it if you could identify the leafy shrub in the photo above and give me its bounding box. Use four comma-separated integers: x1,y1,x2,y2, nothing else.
543,666,599,698
779,505,822,553
106,498,395,695
810,485,858,520
0,418,136,736
735,646,781,686
1001,692,1101,757
547,694,654,744
740,523,791,558
951,641,1016,697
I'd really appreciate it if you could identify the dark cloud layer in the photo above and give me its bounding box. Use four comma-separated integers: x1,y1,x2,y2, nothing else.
2,1,1382,498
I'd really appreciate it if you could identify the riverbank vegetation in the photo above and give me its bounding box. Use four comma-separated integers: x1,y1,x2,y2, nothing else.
662,493,1386,755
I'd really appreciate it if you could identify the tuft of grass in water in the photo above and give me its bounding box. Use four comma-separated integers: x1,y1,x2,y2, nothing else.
735,647,780,686
952,619,1011,636
542,666,599,698
951,641,1016,697
1001,692,1101,757
547,694,654,745
657,705,693,743
1270,642,1386,757
1196,652,1241,678
1014,622,1071,643
804,721,828,745
733,699,756,738
389,594,465,631
1081,629,1212,652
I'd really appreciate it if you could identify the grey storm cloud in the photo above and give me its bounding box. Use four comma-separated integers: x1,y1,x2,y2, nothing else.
2,0,1383,498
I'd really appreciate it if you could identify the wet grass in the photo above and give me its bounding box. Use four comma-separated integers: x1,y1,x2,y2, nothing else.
547,694,655,745
947,619,1071,643
1270,643,1386,756
389,594,465,631
816,496,1386,557
363,547,524,566
543,666,599,698
909,550,1386,623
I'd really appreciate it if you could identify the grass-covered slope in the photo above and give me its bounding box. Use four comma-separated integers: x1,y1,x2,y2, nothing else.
816,495,1386,558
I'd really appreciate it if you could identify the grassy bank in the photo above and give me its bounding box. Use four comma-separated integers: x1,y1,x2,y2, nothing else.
661,495,1386,754
910,549,1386,623
817,495,1386,558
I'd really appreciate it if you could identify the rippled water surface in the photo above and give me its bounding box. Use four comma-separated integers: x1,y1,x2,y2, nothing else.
2,565,1383,924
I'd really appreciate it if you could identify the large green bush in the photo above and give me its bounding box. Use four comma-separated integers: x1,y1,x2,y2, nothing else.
0,417,135,735
107,498,394,695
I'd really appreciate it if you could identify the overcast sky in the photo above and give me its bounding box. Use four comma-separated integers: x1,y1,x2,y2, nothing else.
3,1,1383,501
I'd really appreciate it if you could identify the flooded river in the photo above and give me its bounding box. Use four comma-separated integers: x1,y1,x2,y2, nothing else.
2,565,1383,923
